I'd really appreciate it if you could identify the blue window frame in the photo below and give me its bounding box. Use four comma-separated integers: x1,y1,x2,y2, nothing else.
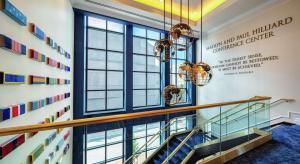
87,128,124,164
132,26,164,108
85,16,125,113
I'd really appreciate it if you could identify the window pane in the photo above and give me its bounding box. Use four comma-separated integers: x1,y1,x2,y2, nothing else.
108,51,123,70
147,136,160,149
147,90,160,106
147,40,156,55
133,55,146,71
88,70,105,90
88,16,106,29
107,21,123,33
179,89,187,103
88,49,106,69
170,59,176,73
87,131,105,148
134,138,146,152
177,74,186,88
133,37,146,54
133,124,146,138
147,56,160,72
147,73,160,89
107,91,123,109
87,91,105,111
133,26,146,37
177,117,187,130
147,122,160,135
107,129,123,143
177,60,186,73
108,32,123,51
107,143,123,160
133,90,146,107
87,147,105,164
107,71,123,89
88,29,106,49
147,30,160,40
133,73,146,89
177,47,186,59
170,74,176,85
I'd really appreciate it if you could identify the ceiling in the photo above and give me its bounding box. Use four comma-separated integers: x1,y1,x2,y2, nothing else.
70,0,273,34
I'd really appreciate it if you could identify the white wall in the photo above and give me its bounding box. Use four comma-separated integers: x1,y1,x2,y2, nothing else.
0,0,73,163
197,0,300,120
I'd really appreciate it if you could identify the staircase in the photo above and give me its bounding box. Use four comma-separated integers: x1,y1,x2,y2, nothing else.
148,131,210,164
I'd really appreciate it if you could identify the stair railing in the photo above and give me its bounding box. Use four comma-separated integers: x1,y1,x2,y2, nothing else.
206,98,295,130
162,128,198,164
124,119,177,164
207,98,294,132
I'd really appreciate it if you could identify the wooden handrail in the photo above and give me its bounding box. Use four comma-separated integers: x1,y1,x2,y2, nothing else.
0,96,271,136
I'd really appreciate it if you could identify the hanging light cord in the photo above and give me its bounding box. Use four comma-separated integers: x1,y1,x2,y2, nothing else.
180,0,182,23
171,0,172,27
188,0,189,26
200,0,203,62
164,0,166,32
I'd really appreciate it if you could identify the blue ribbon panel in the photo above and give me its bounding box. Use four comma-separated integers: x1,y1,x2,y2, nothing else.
29,23,45,40
0,72,25,84
0,34,26,55
0,0,27,26
0,104,25,122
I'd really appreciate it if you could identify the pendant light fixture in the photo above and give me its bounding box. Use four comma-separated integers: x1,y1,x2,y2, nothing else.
153,0,173,62
170,0,193,49
191,0,213,87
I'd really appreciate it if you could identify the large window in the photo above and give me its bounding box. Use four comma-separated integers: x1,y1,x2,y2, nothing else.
132,122,164,162
133,26,163,108
87,128,124,164
86,16,125,113
84,15,194,114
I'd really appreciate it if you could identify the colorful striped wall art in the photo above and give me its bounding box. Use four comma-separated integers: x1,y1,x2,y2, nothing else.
46,57,58,67
0,34,26,55
28,75,46,84
45,132,57,146
29,49,45,62
0,103,25,121
28,99,46,111
55,138,64,152
45,151,54,164
0,0,27,26
45,115,56,123
0,134,25,159
29,23,45,40
63,143,70,155
29,144,44,164
64,52,71,59
63,131,71,141
0,72,25,84
56,154,63,164
46,77,57,85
